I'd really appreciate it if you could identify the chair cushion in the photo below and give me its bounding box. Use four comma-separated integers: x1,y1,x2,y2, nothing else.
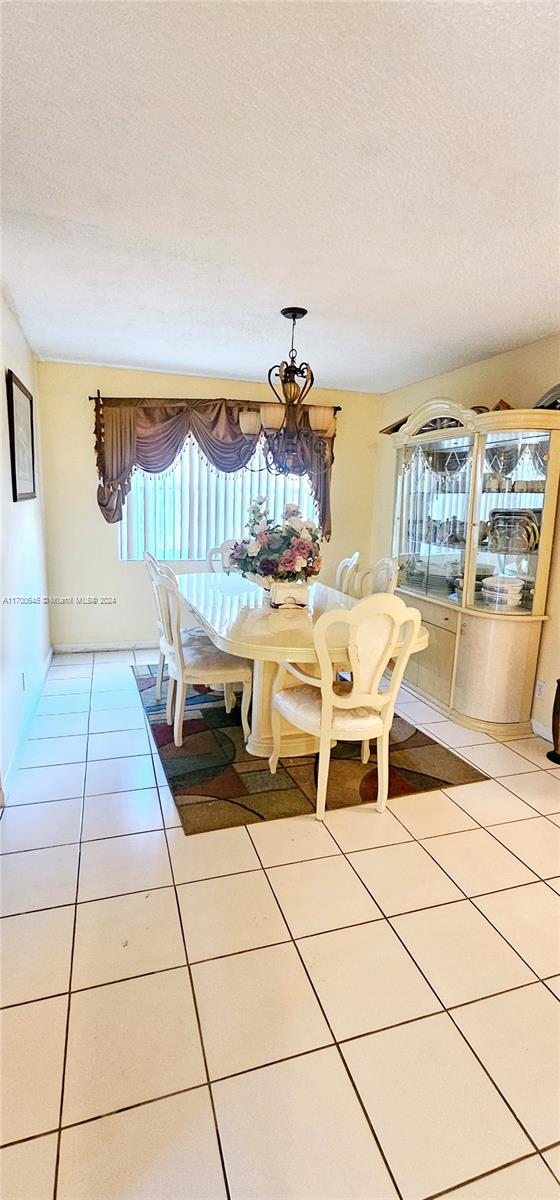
180,638,252,680
274,684,383,739
180,626,212,645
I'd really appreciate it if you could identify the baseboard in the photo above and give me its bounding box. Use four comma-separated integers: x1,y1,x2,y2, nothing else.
53,641,159,652
2,644,53,801
531,718,554,743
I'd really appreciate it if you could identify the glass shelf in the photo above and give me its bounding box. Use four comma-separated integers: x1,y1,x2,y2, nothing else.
395,433,473,602
468,429,549,614
394,427,550,615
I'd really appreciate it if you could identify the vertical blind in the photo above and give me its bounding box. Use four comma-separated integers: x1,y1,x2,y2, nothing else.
120,437,316,561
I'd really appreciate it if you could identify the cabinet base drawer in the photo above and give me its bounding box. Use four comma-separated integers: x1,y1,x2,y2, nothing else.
397,590,459,634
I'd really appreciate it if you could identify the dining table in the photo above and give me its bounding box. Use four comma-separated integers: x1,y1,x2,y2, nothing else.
177,572,430,759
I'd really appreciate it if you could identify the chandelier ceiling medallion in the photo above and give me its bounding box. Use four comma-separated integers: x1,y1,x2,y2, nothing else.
239,307,335,475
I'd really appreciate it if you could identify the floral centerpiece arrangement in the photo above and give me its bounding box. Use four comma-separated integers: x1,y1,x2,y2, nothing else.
227,498,321,589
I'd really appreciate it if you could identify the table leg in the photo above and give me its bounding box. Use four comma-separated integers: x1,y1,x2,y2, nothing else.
246,659,320,758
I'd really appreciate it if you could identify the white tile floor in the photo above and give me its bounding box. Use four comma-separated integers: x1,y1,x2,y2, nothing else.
1,653,560,1200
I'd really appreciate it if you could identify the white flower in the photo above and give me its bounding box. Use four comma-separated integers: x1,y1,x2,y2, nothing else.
297,527,312,542
287,516,304,533
255,496,268,507
256,519,268,533
283,504,300,519
303,519,317,531
247,539,260,557
294,555,307,572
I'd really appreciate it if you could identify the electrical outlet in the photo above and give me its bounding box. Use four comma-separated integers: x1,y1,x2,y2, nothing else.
535,680,546,700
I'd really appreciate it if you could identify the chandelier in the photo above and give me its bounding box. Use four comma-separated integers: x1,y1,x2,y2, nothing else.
239,307,334,475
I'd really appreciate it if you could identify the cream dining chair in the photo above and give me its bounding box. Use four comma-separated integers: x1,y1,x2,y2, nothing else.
152,568,253,748
207,539,237,573
353,557,400,598
144,552,213,701
205,539,239,711
335,551,360,594
269,593,421,818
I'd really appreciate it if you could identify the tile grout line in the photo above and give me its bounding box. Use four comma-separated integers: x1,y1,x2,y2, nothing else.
421,1150,553,1200
4,732,559,925
51,658,95,1200
453,750,559,778
1,1083,211,1152
3,797,560,870
254,800,557,1194
378,791,560,935
7,739,560,993
367,817,546,991
451,769,560,827
2,781,156,810
146,707,233,1200
28,722,145,741
18,750,153,771
2,921,555,1018
431,789,560,894
2,994,557,1159
246,835,406,1200
335,825,548,1166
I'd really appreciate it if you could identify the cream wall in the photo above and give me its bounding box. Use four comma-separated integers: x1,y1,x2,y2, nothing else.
1,296,50,782
38,362,379,647
371,333,560,734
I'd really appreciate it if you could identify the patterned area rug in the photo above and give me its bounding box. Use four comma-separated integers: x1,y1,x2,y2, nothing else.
134,666,487,836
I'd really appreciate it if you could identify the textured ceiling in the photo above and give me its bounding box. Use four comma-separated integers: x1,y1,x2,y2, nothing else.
2,1,559,392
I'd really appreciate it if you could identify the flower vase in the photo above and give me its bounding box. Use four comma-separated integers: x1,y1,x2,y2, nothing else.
243,572,273,592
269,581,310,609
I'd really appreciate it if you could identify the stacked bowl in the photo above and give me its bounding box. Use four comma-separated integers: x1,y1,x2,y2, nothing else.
481,574,524,608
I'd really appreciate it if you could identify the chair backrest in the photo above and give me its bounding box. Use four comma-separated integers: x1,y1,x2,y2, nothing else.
335,551,360,595
158,562,179,585
207,539,237,573
370,557,400,595
313,593,421,721
144,551,164,638
151,569,185,675
347,567,369,598
355,557,399,598
144,553,179,639
144,550,159,582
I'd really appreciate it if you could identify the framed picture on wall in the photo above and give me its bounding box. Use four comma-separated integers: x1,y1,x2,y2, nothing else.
6,369,36,501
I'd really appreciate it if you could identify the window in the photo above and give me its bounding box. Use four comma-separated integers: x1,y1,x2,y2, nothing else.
119,438,317,561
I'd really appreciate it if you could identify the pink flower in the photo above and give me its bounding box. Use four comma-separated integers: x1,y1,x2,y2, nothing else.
278,547,299,571
292,538,312,558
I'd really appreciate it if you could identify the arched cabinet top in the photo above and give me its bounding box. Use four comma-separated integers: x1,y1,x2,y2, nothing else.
392,399,560,446
392,399,477,445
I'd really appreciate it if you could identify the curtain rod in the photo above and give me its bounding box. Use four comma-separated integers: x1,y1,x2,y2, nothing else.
89,391,341,412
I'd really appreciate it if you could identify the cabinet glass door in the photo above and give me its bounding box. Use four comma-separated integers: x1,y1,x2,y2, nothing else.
395,434,474,603
468,429,550,614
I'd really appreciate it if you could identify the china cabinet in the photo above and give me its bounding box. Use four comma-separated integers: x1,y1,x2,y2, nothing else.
392,400,560,735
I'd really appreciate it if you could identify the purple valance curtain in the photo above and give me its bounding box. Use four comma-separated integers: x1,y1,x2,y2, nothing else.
94,396,336,538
